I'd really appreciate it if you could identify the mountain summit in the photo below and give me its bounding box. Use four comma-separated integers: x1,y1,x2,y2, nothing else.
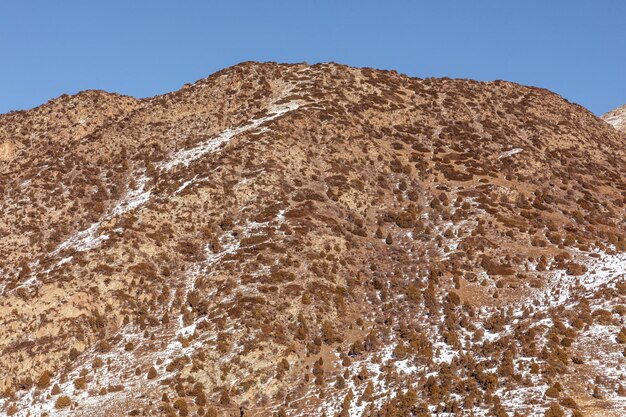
1,62,625,416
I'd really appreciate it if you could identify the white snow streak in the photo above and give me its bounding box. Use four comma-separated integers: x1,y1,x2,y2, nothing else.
51,99,301,258
499,148,523,158
111,173,152,216
159,101,300,171
604,111,626,131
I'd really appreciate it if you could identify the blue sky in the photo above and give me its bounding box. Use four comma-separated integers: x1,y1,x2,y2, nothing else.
1,1,624,115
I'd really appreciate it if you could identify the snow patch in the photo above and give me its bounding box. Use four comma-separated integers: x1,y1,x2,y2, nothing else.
48,97,302,263
55,222,109,254
499,148,523,158
603,111,626,131
111,173,152,216
159,101,300,171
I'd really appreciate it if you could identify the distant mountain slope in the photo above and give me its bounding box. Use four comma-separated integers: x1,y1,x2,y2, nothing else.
602,104,626,133
0,62,625,417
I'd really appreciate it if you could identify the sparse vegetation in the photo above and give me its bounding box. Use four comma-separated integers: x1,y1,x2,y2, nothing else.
0,61,624,416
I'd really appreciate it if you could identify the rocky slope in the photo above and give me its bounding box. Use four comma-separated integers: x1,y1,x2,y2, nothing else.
602,104,626,134
0,62,625,417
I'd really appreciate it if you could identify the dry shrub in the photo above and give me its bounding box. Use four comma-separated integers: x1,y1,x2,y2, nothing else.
545,385,560,398
544,403,564,417
73,377,86,390
559,397,579,409
55,396,71,409
36,371,51,389
565,262,587,276
173,398,188,412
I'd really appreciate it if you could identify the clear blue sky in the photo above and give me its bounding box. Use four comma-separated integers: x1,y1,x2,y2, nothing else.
1,1,624,115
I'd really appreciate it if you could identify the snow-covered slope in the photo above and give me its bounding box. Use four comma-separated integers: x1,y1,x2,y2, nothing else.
602,104,626,133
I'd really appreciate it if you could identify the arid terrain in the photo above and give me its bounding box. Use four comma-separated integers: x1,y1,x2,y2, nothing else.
0,62,624,417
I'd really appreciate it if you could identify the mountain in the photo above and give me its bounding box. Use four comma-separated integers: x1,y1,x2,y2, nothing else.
602,104,626,134
0,62,625,417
